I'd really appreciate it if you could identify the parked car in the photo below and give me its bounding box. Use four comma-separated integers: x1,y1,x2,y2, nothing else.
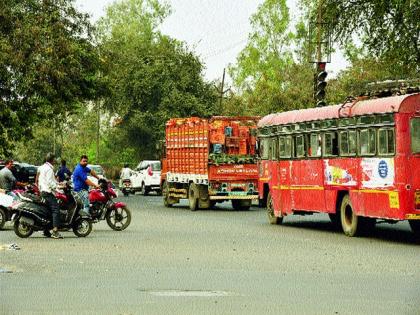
0,161,38,184
130,160,161,195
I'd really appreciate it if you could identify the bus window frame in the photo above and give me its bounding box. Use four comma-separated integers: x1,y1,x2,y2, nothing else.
270,137,278,161
377,127,395,156
259,137,270,160
359,128,376,156
279,135,292,158
410,117,420,154
339,130,357,157
323,131,339,157
308,133,322,157
294,134,306,158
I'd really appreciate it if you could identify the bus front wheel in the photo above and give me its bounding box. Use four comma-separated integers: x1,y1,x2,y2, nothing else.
340,195,360,237
267,192,283,225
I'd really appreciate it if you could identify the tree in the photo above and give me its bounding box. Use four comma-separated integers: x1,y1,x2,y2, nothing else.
302,0,420,75
96,0,219,160
228,0,315,115
0,0,99,155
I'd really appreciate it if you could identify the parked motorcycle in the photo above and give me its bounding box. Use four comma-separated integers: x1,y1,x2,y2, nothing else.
90,179,131,231
121,179,133,197
10,183,92,238
0,184,39,230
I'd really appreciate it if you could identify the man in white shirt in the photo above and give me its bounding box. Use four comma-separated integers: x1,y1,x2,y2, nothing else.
38,153,63,239
120,164,133,180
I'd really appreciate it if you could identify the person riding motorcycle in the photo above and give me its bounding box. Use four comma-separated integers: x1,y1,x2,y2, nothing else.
120,164,133,181
73,155,100,217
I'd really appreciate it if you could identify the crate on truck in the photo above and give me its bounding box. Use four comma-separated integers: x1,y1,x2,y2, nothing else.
161,116,260,210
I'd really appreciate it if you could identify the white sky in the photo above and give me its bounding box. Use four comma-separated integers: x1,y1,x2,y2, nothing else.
75,0,348,83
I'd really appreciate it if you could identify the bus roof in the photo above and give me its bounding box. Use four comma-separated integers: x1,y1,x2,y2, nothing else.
258,93,420,128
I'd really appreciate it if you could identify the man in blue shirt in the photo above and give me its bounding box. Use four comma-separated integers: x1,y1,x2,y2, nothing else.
73,155,100,217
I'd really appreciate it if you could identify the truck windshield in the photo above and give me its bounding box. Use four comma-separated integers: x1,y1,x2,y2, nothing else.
411,117,420,153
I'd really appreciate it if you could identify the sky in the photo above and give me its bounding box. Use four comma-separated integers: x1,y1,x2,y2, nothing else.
75,0,348,84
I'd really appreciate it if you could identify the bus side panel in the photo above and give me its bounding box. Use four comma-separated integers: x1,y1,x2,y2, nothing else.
291,159,325,211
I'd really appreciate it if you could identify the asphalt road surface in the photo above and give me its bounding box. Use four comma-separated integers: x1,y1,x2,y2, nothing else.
1,193,419,315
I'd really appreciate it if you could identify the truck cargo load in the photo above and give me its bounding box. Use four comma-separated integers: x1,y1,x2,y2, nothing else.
161,116,260,210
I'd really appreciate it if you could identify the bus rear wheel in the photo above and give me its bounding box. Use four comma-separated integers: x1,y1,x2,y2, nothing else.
267,192,282,225
340,195,360,237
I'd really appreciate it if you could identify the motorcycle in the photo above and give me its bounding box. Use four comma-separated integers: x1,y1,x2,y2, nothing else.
90,179,131,231
10,182,92,238
121,179,133,197
0,184,38,230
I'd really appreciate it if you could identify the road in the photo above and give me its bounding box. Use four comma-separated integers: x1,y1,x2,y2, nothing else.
1,193,419,315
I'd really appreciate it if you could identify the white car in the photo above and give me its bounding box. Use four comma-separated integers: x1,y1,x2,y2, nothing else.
130,160,161,195
87,164,106,185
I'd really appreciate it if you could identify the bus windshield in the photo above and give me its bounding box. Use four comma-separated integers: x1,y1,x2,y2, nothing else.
411,118,420,153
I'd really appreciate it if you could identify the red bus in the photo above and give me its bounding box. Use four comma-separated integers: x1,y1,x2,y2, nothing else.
257,93,420,237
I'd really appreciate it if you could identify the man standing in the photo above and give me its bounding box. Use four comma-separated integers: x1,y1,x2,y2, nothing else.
0,160,23,192
38,153,63,239
56,159,72,182
73,155,100,217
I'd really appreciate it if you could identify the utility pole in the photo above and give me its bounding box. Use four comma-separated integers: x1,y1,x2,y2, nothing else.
215,68,230,108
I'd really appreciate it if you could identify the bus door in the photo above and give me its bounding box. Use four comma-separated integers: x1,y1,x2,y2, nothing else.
290,134,325,211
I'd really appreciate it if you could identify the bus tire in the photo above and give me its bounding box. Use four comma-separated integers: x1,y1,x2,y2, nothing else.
188,183,199,211
409,220,420,236
340,194,360,237
267,192,283,225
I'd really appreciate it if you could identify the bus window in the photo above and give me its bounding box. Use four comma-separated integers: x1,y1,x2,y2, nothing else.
323,132,338,156
411,118,420,153
309,134,321,157
294,135,305,157
340,130,357,156
279,136,292,158
270,138,278,160
260,138,270,160
360,129,376,155
378,128,395,155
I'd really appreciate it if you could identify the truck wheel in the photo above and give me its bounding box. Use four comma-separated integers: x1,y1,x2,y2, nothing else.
340,194,360,237
188,183,199,211
267,192,283,225
163,181,173,208
232,199,251,211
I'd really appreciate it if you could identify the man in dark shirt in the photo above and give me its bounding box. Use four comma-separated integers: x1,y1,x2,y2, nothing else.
0,160,23,192
56,160,72,182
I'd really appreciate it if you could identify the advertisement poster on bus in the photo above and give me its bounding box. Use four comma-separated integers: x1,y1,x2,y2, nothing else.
324,161,357,186
361,158,395,188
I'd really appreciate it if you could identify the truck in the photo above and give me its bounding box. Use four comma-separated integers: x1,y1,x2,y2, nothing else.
161,116,260,210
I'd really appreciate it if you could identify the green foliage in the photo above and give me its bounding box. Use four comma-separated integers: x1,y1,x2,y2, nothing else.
228,0,315,115
97,0,219,160
302,0,420,73
0,0,99,155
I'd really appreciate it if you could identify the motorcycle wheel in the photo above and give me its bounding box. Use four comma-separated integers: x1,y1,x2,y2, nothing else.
0,207,6,230
14,219,34,238
106,206,131,231
72,218,92,237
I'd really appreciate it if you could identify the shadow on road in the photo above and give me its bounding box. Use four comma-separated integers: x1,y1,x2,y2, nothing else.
280,219,419,245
